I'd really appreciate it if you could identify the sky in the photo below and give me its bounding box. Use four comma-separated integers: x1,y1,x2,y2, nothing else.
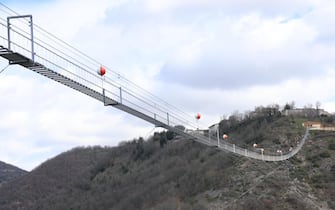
1,0,335,171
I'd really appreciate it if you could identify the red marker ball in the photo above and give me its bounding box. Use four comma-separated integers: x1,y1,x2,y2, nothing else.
98,66,106,76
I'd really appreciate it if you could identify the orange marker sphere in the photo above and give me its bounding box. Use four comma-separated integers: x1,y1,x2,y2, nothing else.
223,134,228,140
195,113,201,120
98,66,106,76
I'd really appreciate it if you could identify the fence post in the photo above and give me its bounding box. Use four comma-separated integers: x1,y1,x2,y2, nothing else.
102,89,106,105
119,87,122,103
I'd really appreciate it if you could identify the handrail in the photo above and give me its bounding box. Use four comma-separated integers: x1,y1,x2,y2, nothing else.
0,8,311,161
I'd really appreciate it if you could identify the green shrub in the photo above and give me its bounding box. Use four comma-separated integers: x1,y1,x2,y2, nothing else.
328,141,335,150
272,138,280,144
319,151,330,158
291,167,308,181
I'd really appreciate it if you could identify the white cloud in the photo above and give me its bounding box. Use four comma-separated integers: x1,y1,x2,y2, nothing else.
144,0,213,13
22,0,124,41
158,69,335,127
0,65,152,170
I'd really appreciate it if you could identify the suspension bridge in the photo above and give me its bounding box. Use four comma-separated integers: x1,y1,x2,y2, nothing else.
0,5,310,161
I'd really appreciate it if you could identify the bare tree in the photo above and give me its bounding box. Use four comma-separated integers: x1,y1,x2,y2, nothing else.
289,101,295,109
315,101,321,116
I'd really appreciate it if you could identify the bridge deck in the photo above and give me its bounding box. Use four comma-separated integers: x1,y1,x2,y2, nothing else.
0,45,309,161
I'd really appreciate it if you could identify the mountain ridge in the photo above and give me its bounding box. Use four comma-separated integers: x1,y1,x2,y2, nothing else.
0,160,27,187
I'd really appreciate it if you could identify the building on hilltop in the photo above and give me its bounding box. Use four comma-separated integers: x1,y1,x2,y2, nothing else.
283,108,331,118
302,121,322,128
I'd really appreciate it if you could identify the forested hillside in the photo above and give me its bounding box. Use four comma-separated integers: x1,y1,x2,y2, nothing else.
0,106,334,210
0,161,27,187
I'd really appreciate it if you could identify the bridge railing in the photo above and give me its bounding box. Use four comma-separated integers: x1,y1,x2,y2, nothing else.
0,7,312,161
0,12,203,132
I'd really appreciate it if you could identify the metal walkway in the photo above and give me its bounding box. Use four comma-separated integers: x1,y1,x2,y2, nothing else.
0,10,310,161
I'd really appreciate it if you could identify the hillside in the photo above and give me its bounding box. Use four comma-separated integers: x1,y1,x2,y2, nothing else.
0,108,334,209
0,161,27,187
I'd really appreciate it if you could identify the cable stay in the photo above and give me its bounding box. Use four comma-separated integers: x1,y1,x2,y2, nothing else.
0,5,311,161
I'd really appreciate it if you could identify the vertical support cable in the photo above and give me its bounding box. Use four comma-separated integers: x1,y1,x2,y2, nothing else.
6,17,10,50
29,15,34,62
119,87,122,103
103,88,106,105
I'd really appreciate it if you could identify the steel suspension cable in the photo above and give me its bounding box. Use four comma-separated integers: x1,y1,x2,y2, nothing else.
0,64,9,74
0,2,206,130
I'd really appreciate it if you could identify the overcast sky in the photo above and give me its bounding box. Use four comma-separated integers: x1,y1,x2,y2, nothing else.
1,0,335,170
